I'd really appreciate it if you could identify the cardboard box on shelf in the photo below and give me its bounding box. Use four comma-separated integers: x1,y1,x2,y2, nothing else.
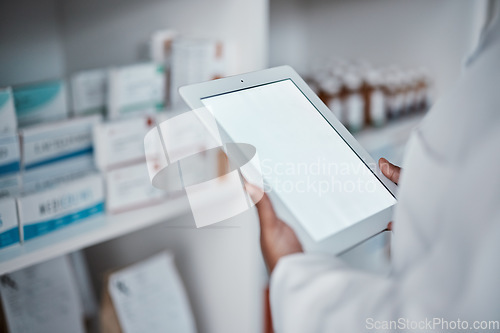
0,133,21,178
0,173,21,199
169,38,227,107
150,29,178,64
0,197,20,250
150,30,178,108
0,87,17,135
107,63,165,119
71,69,108,116
17,173,105,242
20,114,101,170
105,161,167,214
13,80,68,127
93,115,156,171
22,154,95,194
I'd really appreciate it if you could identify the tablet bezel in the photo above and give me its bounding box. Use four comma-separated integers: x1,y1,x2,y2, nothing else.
179,65,397,254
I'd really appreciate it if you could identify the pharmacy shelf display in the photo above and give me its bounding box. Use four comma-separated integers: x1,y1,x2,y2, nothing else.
0,196,191,275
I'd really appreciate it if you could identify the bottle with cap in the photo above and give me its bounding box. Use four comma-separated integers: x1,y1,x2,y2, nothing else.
365,69,386,127
420,68,434,112
413,68,426,112
402,69,418,114
343,72,364,132
320,78,344,123
409,69,422,113
389,70,405,119
399,70,410,114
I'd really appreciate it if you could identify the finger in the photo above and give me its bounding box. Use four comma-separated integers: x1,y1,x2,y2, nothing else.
255,193,278,229
242,179,264,204
386,221,393,231
245,183,277,229
379,158,401,185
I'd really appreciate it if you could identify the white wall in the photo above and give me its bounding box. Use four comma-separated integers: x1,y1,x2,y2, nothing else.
60,0,268,75
0,0,268,86
0,0,66,86
270,0,488,97
85,207,266,333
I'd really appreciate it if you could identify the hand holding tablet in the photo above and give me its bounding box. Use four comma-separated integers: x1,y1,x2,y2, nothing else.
180,66,397,254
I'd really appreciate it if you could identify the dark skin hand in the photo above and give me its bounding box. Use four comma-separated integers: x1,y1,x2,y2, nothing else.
247,158,402,273
378,158,401,231
378,158,401,185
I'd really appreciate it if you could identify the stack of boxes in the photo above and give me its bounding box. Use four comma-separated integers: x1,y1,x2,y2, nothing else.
0,30,229,252
94,116,167,214
13,80,68,127
0,88,21,250
17,115,104,241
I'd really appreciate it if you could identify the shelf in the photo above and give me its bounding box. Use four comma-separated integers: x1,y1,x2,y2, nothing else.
0,195,191,275
0,114,426,276
355,113,425,144
354,113,425,165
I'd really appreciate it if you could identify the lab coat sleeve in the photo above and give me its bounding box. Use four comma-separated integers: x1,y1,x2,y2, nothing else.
269,219,500,333
270,253,397,333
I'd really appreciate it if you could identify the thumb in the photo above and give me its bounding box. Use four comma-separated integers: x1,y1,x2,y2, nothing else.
245,183,277,229
379,158,401,185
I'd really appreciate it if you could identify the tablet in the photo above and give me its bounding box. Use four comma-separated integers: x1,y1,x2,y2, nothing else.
180,66,397,254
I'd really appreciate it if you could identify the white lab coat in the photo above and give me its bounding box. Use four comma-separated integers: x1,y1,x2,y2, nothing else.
270,11,500,333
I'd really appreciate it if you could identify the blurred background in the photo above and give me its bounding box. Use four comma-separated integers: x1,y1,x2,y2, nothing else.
0,1,493,332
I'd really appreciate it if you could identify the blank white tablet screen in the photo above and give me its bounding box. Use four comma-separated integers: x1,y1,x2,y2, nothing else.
202,79,396,241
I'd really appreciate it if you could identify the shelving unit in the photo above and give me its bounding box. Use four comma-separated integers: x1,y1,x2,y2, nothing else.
0,195,191,275
0,113,425,276
0,2,269,332
0,1,486,332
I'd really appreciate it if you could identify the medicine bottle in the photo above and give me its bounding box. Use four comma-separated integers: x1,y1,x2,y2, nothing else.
320,78,344,123
365,70,386,127
389,71,405,118
421,69,433,112
343,73,364,132
403,70,418,114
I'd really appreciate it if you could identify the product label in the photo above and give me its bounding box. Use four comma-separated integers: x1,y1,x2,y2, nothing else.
22,155,95,194
170,39,225,107
370,90,386,126
71,69,107,115
328,98,343,123
13,81,68,127
404,90,416,112
94,116,155,171
0,198,20,248
22,115,100,169
19,174,104,241
390,92,405,117
346,94,364,132
106,162,165,213
0,174,21,198
109,63,165,118
0,134,21,176
0,88,17,135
